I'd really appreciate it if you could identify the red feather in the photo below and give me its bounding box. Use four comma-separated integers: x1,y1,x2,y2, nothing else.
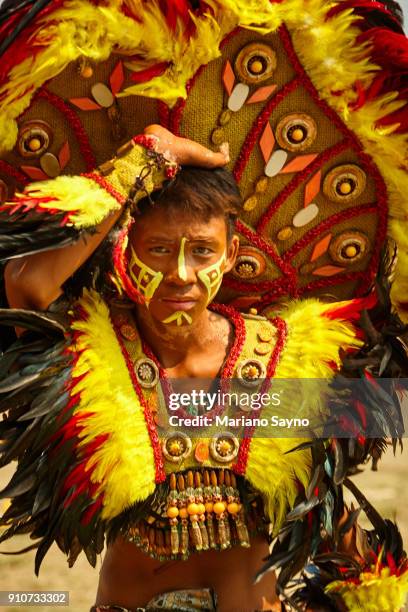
130,61,170,83
323,292,377,321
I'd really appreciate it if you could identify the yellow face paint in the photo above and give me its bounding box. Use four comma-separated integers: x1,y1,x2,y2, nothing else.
129,246,163,304
197,251,227,304
162,312,193,326
177,237,188,281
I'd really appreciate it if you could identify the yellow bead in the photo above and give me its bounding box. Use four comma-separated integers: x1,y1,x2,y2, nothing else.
167,506,179,518
249,307,258,315
197,503,206,515
179,507,188,519
277,227,293,241
213,501,226,515
28,138,41,152
205,502,214,513
345,245,358,258
339,181,352,194
187,502,199,515
243,195,258,211
227,502,240,515
291,128,304,142
250,60,263,74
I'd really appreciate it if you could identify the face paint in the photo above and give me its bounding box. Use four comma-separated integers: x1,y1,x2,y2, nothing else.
162,311,193,326
197,251,227,305
129,246,163,304
177,237,188,281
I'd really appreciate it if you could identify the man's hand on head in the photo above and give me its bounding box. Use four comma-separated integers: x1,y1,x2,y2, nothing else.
144,124,230,168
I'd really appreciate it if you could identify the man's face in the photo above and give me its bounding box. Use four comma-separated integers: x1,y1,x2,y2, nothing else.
128,207,239,326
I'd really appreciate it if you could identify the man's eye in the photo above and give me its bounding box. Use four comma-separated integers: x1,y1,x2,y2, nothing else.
193,247,213,255
149,246,170,254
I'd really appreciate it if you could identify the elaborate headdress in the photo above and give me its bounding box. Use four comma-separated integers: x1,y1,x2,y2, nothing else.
0,1,407,608
0,0,407,318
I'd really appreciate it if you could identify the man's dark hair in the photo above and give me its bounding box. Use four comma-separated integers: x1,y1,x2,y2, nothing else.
134,166,242,241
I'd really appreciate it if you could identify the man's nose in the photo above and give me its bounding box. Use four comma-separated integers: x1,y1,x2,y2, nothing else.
165,255,196,285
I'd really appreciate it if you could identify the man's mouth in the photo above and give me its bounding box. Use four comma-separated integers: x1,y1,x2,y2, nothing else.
161,297,198,311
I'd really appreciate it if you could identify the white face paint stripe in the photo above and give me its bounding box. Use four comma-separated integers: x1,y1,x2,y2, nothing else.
177,237,188,281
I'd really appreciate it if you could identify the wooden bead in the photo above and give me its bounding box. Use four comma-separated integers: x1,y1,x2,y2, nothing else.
213,501,227,515
167,506,179,519
197,503,206,515
227,502,240,515
179,508,188,519
187,503,199,515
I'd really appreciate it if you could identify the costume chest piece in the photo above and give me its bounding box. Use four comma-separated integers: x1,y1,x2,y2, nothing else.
111,305,279,474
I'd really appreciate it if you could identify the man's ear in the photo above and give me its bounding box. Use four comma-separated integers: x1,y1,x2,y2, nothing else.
224,234,240,274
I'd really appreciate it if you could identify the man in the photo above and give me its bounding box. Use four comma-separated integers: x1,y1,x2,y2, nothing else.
1,125,407,612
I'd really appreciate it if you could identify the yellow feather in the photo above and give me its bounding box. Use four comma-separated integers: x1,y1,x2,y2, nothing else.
247,299,362,532
15,175,121,228
325,567,408,611
70,290,156,520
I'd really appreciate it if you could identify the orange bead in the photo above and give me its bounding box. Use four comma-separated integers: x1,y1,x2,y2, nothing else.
81,66,93,78
291,128,304,142
187,503,199,515
345,245,357,258
250,60,263,74
167,506,179,519
197,503,206,515
205,502,214,513
179,507,188,519
227,502,240,515
213,501,227,515
339,181,352,194
28,138,42,152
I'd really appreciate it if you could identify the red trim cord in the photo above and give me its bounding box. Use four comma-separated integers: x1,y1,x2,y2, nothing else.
112,218,144,304
300,271,366,294
37,88,96,171
82,171,126,204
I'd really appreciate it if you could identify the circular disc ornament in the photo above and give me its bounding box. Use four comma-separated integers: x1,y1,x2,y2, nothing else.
16,120,53,158
329,231,369,264
134,358,159,388
237,358,266,387
323,165,366,203
162,433,192,463
235,43,276,84
276,113,317,152
210,433,239,463
232,247,266,280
